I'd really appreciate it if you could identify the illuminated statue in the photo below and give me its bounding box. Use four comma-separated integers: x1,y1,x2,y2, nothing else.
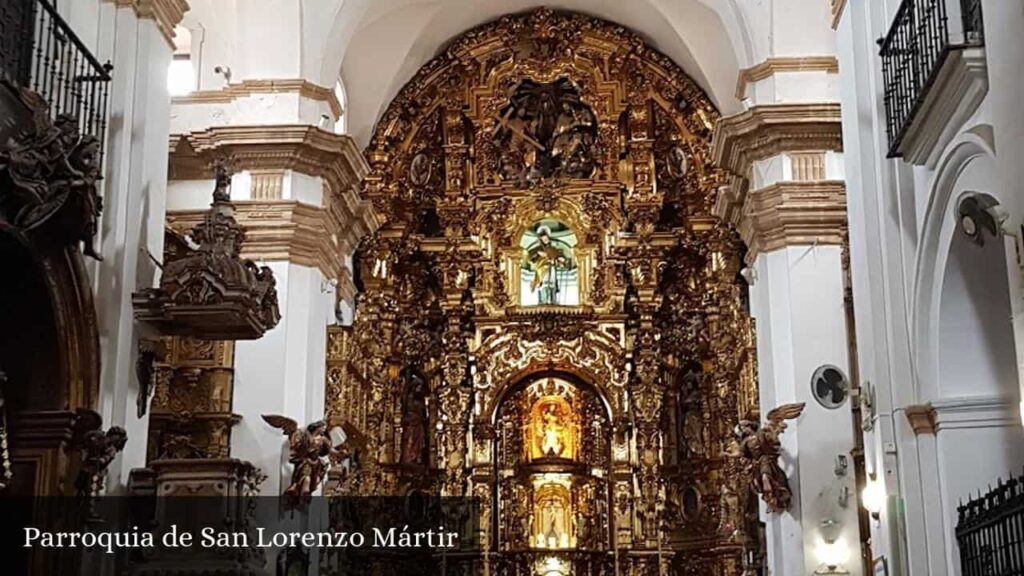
522,224,575,305
539,404,566,457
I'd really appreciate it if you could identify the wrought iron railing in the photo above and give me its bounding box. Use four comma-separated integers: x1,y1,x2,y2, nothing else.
879,0,985,157
0,0,112,155
956,470,1024,576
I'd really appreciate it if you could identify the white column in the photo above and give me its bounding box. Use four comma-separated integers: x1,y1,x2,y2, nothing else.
750,246,862,576
982,0,1024,428
92,4,176,491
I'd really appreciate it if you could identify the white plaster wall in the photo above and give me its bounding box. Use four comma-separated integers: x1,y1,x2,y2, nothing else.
231,263,334,497
27,0,179,491
750,245,862,576
836,0,1024,574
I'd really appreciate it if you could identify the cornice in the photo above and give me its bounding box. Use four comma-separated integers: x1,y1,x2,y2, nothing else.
172,79,343,119
735,56,839,100
167,200,351,284
169,124,370,197
738,180,847,262
168,125,382,273
711,103,843,177
103,0,188,49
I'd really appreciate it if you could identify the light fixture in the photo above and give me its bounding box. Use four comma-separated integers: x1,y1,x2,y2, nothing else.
814,537,851,574
862,474,886,519
813,519,850,574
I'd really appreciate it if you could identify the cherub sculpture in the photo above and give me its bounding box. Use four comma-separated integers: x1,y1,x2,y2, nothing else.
728,403,805,513
262,415,361,509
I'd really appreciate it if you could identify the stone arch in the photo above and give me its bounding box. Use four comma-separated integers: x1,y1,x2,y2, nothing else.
487,366,615,426
0,227,99,412
912,128,1009,402
0,224,101,495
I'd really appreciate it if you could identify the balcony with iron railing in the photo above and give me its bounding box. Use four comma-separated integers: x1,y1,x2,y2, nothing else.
0,0,112,157
878,0,985,159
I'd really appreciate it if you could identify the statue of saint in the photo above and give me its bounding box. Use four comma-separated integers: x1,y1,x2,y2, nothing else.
400,370,429,467
539,404,565,457
522,224,575,305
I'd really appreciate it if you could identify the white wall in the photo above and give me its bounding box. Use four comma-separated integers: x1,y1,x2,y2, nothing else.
750,245,863,576
836,0,1024,573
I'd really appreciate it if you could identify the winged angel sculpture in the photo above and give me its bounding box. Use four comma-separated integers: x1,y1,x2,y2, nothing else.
729,403,805,513
262,415,362,509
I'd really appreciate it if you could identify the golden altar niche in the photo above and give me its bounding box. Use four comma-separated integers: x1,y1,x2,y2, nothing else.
326,8,761,576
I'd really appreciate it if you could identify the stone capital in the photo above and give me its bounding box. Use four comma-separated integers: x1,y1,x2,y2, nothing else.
905,404,938,435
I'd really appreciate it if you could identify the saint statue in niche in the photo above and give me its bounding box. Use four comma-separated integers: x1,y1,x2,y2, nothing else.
521,220,577,306
534,484,571,549
529,395,576,460
399,369,429,467
540,404,566,457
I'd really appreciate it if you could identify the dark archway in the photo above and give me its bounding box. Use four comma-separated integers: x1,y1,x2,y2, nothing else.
0,224,100,496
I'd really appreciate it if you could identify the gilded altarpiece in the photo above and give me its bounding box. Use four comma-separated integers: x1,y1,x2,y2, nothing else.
328,9,760,576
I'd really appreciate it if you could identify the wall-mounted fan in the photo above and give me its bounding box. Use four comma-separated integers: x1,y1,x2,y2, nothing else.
811,365,849,409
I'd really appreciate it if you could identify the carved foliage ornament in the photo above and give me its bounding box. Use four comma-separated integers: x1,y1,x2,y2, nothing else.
134,166,281,340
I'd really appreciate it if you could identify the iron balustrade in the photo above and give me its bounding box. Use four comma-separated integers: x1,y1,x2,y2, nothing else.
878,0,985,157
956,470,1024,576
0,0,112,159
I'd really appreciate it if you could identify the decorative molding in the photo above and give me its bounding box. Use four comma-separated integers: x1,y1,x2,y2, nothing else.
172,79,344,119
167,124,381,267
167,199,355,284
895,47,988,167
734,56,839,100
930,396,1020,432
102,0,189,49
738,180,847,262
249,169,284,200
168,124,368,195
790,152,827,181
712,103,843,177
905,404,938,435
831,0,848,29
